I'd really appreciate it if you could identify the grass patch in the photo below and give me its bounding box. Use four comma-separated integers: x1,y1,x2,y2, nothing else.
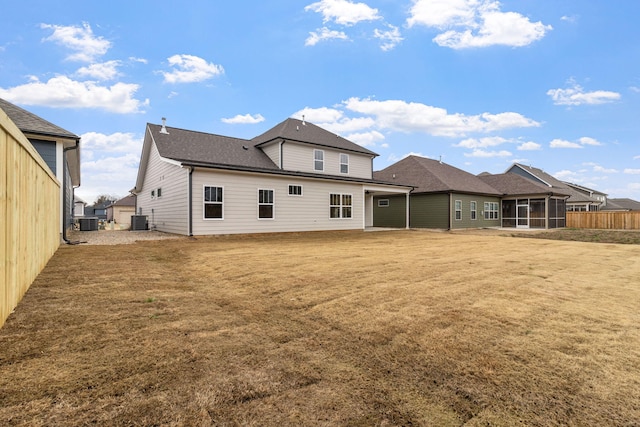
0,230,638,425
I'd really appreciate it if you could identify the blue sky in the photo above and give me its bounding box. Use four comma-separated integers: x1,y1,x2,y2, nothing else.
1,0,639,204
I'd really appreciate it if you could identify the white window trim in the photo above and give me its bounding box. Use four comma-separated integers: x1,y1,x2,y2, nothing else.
258,188,275,220
470,201,477,220
288,184,303,197
340,153,349,174
314,149,324,172
455,200,462,221
378,199,390,207
330,193,353,219
203,185,224,220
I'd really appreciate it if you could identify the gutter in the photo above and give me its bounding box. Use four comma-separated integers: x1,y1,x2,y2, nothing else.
62,138,81,244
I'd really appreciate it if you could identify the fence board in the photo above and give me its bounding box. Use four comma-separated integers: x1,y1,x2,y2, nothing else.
1,108,60,328
566,211,640,230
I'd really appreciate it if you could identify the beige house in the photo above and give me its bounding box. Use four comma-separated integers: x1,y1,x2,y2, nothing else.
132,118,410,236
106,194,136,228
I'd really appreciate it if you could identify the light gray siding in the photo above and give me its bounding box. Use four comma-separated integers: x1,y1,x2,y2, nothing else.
261,142,281,168
137,142,189,234
282,142,372,179
192,169,365,235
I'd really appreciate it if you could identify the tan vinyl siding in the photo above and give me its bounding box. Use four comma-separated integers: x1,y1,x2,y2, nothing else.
282,142,372,179
137,142,189,234
410,193,450,229
192,170,365,235
373,195,406,228
261,142,281,168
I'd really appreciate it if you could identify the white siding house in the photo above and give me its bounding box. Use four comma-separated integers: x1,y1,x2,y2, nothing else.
133,118,410,236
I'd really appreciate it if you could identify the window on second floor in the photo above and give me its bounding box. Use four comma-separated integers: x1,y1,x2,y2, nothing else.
314,149,324,171
340,153,349,174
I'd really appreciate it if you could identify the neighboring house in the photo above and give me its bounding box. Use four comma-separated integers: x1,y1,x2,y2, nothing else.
106,194,136,227
131,118,411,235
563,182,608,209
0,98,81,241
602,198,640,211
478,173,570,229
74,196,86,218
85,200,113,221
506,163,602,211
372,156,503,229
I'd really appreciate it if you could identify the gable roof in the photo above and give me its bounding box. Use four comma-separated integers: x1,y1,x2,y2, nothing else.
148,123,279,171
478,173,570,197
252,118,378,157
603,198,640,211
0,98,79,140
506,163,600,204
374,155,502,196
108,194,136,208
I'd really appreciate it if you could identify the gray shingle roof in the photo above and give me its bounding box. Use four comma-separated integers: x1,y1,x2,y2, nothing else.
0,98,79,140
478,173,570,197
252,118,378,157
603,198,640,211
374,155,502,195
149,124,279,170
508,163,600,204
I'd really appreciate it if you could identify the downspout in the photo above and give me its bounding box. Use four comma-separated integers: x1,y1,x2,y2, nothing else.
448,192,452,230
279,140,284,169
188,166,194,236
62,139,80,244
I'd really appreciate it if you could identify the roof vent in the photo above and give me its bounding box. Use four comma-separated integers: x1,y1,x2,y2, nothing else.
160,117,169,134
242,145,249,150
302,115,306,125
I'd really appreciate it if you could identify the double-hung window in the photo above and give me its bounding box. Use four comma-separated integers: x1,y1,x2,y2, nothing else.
330,194,352,219
340,153,349,174
204,186,223,219
484,202,499,220
470,201,477,220
258,189,274,219
314,149,324,171
455,200,462,220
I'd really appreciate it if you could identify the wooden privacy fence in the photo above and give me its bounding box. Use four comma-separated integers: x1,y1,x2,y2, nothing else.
566,211,640,230
1,108,61,328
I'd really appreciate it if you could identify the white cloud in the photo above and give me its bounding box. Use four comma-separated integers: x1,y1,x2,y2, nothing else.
305,0,381,26
407,0,551,49
455,136,508,148
553,169,579,180
635,155,640,160
517,141,541,151
41,22,111,62
293,106,345,123
550,138,582,149
464,149,512,158
161,54,224,84
0,75,149,113
345,130,385,147
583,162,618,173
374,25,403,51
81,131,143,155
221,113,265,124
305,27,349,46
578,136,602,146
624,169,640,175
342,97,539,137
76,60,122,81
560,15,578,23
547,80,620,106
76,132,144,203
129,57,148,64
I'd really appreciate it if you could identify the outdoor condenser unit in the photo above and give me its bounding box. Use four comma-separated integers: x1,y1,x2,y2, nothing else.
130,215,148,231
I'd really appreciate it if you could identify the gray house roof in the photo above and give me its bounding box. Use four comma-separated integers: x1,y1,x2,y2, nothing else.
149,123,279,171
603,198,640,211
478,173,570,197
0,98,79,140
108,194,136,208
374,155,502,196
506,163,600,205
252,118,378,157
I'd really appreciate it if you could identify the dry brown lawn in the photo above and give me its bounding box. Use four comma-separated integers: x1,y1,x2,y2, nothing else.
1,230,639,426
